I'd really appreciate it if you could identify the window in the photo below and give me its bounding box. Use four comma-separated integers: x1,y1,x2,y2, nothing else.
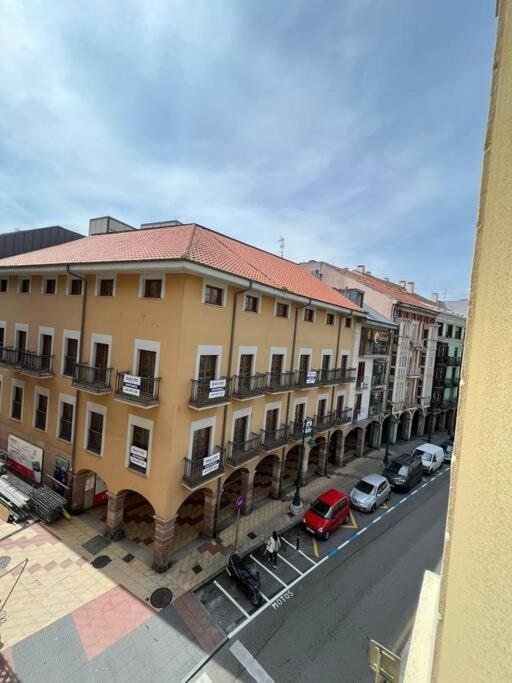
326,313,335,326
304,308,315,322
39,333,53,370
198,355,217,380
265,408,279,434
143,278,162,299
69,278,83,296
299,354,310,372
204,285,223,306
270,354,284,375
11,385,23,420
239,354,253,378
354,393,362,414
244,295,259,313
59,402,74,441
275,302,289,318
63,337,78,377
43,278,56,295
19,278,31,294
138,349,157,378
87,411,104,455
98,279,114,297
317,398,327,418
192,426,211,460
446,324,454,338
294,402,305,424
345,317,352,328
321,354,330,371
233,416,248,445
0,279,7,293
129,425,150,474
16,329,27,351
0,327,4,348
34,393,48,431
336,395,344,415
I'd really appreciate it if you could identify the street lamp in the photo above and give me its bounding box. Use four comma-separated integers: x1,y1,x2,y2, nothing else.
290,417,314,514
384,402,395,468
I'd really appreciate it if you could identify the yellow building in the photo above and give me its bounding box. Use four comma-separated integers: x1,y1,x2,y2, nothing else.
0,220,382,571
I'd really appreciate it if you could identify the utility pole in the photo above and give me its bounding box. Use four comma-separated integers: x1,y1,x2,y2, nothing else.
290,417,313,513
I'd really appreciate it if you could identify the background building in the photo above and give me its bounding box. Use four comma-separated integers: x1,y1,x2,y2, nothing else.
0,226,83,259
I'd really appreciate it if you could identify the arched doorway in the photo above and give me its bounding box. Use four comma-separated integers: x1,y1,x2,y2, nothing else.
364,423,376,454
397,413,407,441
306,436,326,480
411,410,421,437
218,470,246,528
424,412,434,439
116,490,156,550
173,489,210,553
380,415,390,447
253,454,279,504
343,428,360,463
282,445,301,489
73,468,109,512
329,430,343,466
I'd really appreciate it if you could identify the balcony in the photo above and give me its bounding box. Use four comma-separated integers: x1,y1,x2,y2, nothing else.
265,371,295,394
410,338,426,349
294,369,320,389
0,347,54,377
407,365,422,378
63,355,77,377
183,447,225,488
0,347,17,368
260,424,290,451
115,371,160,408
360,340,389,356
226,433,261,466
371,373,387,388
332,407,353,426
73,363,113,394
368,403,383,417
189,377,231,409
313,412,334,433
445,356,462,366
319,367,357,386
356,376,369,390
231,373,266,400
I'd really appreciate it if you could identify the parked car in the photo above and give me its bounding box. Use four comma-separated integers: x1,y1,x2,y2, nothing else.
412,443,445,475
383,453,423,492
349,474,391,513
441,439,454,464
303,489,350,540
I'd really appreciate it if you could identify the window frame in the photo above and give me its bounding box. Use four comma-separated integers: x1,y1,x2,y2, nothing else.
0,278,8,293
33,386,50,432
89,333,113,368
303,308,315,323
325,312,336,326
95,274,117,298
125,414,154,476
243,293,260,314
84,401,107,457
274,300,290,319
10,379,25,422
138,273,166,300
61,329,80,377
42,277,57,296
345,317,353,328
202,280,227,308
188,416,216,460
56,393,76,443
263,401,282,433
231,407,252,443
132,339,160,377
18,277,31,294
67,276,83,296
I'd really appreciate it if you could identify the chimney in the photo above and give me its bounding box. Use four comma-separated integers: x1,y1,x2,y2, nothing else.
356,265,365,274
399,280,406,288
406,281,414,293
384,277,390,281
432,292,439,303
366,270,372,275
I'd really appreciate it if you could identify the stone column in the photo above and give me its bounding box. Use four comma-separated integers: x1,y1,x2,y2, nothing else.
389,418,399,444
446,412,454,435
417,413,425,437
152,514,177,573
105,492,127,540
370,422,383,449
272,457,283,499
438,412,447,432
316,442,328,476
356,429,365,457
241,470,256,515
335,432,345,468
70,471,89,513
203,489,218,537
403,414,413,441
299,446,309,483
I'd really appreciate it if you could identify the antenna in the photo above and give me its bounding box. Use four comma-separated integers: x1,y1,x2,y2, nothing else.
442,288,447,301
278,236,285,258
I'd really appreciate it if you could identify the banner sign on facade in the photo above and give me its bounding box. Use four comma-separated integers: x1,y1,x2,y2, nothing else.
306,370,317,384
130,445,148,472
208,378,226,399
7,434,43,483
202,451,221,476
123,374,141,397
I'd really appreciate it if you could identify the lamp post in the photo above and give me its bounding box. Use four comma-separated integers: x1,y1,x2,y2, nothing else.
384,402,395,468
290,417,313,514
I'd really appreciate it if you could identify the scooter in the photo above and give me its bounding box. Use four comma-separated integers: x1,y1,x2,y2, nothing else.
226,553,263,607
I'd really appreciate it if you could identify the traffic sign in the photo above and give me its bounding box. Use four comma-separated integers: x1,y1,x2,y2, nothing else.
235,495,246,510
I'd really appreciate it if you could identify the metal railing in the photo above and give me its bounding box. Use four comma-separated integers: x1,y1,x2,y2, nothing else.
226,433,261,466
260,424,290,450
356,376,369,390
59,417,73,441
294,369,320,388
189,377,231,407
11,401,22,421
87,429,103,454
183,447,225,487
231,373,266,399
360,340,390,356
368,403,383,417
34,409,47,431
115,371,160,407
332,407,353,426
371,373,387,388
265,371,295,393
319,367,357,385
0,346,17,367
313,412,334,432
17,350,54,376
73,363,113,393
63,355,77,377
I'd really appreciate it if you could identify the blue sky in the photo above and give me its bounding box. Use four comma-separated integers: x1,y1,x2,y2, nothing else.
0,1,496,299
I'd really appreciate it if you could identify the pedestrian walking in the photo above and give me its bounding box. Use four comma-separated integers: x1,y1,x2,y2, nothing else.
267,530,281,568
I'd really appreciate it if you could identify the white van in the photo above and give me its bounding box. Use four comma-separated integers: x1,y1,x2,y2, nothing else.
412,443,445,475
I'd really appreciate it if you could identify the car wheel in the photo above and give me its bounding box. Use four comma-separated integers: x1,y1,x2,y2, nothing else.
386,492,391,501
371,504,376,513
323,531,330,541
251,593,263,607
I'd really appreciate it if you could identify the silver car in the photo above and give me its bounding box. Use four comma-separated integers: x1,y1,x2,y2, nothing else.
349,474,391,513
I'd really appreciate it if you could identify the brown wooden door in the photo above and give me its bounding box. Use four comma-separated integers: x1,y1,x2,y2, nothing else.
138,350,156,377
322,355,330,371
295,402,305,423
336,395,344,415
318,398,327,418
95,343,109,368
355,393,362,414
233,416,248,445
239,354,253,377
299,354,309,372
357,361,365,383
192,427,211,459
340,354,348,372
16,330,26,350
270,354,283,375
265,409,278,434
199,355,217,380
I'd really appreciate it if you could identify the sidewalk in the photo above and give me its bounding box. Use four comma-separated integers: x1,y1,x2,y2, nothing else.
0,433,448,682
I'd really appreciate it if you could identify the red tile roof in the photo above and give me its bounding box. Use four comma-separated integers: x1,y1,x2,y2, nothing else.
0,224,362,312
338,268,445,313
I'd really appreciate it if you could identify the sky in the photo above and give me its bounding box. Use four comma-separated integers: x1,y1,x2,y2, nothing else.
0,1,497,300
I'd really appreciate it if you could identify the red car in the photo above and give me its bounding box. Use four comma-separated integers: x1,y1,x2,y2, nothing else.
303,489,351,540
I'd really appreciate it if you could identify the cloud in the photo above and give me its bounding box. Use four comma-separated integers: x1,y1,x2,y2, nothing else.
0,0,495,300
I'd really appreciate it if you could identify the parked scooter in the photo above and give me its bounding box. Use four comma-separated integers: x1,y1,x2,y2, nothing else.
226,553,263,607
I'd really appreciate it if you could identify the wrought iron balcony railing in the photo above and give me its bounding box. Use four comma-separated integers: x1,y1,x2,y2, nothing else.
265,371,295,393
189,377,231,408
17,350,54,377
115,371,160,408
332,407,353,426
226,433,261,466
360,340,390,356
63,355,77,377
0,346,17,367
371,374,387,388
260,424,290,451
231,373,266,400
294,369,320,388
313,412,334,433
319,367,357,385
73,363,113,394
183,447,225,487
356,376,369,390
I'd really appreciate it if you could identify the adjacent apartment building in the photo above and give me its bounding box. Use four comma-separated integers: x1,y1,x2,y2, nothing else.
0,220,385,571
301,262,447,444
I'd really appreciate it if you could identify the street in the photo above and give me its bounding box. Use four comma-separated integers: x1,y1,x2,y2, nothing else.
192,464,450,683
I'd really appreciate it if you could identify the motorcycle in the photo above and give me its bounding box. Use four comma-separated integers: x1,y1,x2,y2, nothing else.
226,553,263,607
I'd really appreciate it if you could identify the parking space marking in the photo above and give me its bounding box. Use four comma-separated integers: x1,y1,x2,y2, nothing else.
229,640,275,683
214,580,250,618
277,553,303,575
311,537,319,558
345,511,358,529
281,536,316,565
378,502,389,509
250,555,288,587
260,591,270,603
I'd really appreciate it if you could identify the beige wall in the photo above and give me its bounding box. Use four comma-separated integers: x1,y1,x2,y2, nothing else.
433,2,512,681
0,268,359,519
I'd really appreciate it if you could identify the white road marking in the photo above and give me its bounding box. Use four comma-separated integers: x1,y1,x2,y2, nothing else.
372,515,383,524
214,580,250,618
250,555,287,586
195,674,214,683
229,640,275,683
277,553,303,575
260,590,270,603
356,527,367,536
281,535,316,564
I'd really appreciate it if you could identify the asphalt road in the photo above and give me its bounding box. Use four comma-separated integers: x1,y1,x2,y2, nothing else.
192,467,449,683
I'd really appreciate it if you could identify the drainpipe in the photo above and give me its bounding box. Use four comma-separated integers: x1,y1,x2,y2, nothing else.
66,266,87,509
330,311,344,413
213,280,253,540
